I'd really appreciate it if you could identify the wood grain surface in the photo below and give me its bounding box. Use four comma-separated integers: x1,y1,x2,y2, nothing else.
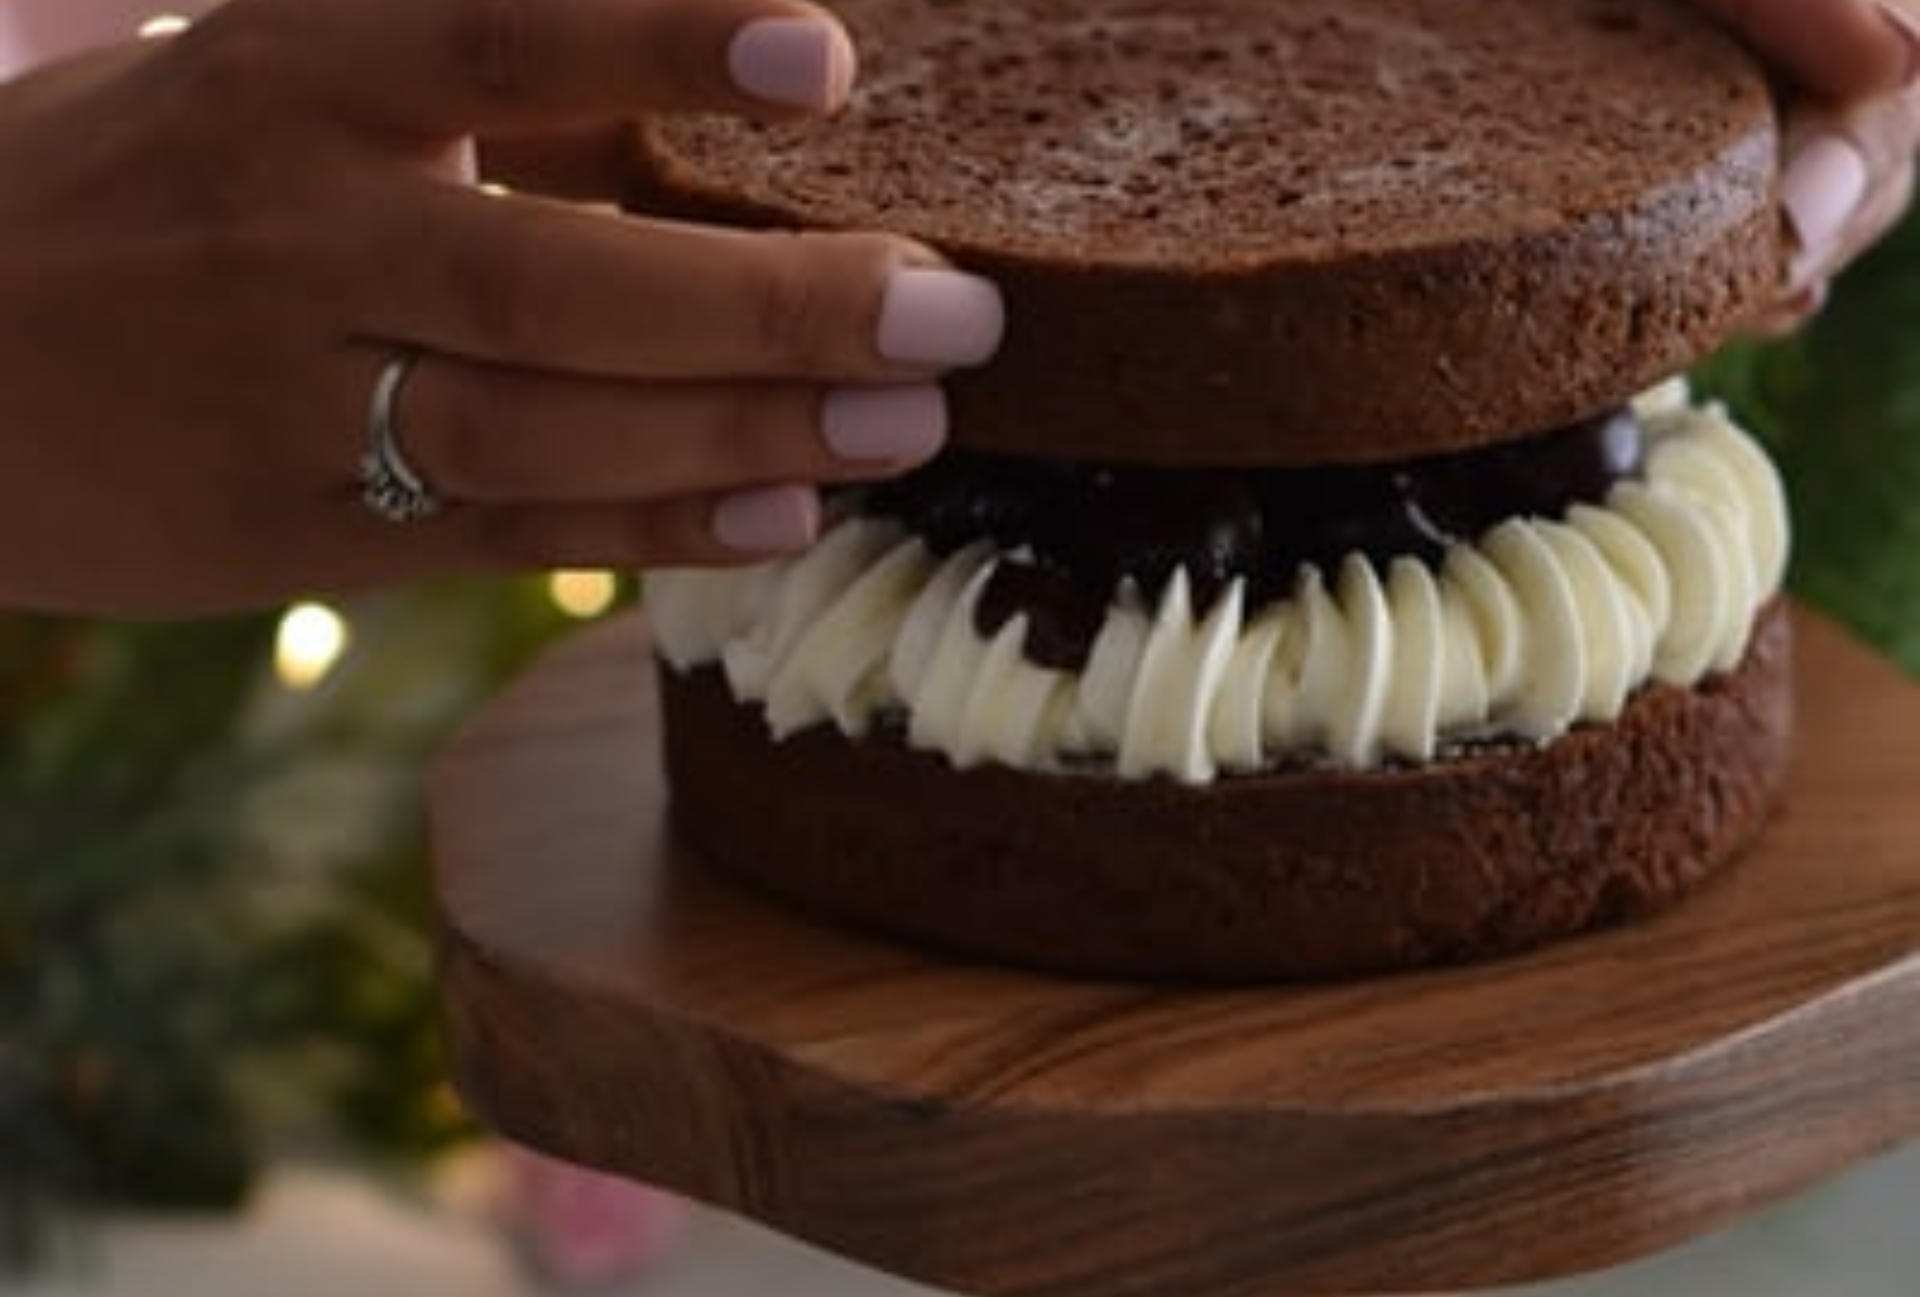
431,606,1920,1297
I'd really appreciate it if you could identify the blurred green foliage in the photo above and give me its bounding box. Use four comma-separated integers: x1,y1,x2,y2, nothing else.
0,577,630,1270
2,615,276,1246
1695,207,1920,672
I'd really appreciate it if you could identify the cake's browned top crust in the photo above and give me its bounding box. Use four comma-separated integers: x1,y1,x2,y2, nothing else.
629,0,1782,465
649,0,1761,264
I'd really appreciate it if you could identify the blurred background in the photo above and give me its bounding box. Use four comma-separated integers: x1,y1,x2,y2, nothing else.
5,48,1920,1297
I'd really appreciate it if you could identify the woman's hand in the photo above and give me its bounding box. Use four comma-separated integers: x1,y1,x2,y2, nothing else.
0,0,1004,616
1689,0,1920,330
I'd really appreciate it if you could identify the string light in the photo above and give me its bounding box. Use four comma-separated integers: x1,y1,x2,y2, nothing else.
137,14,192,38
274,602,350,690
547,571,619,619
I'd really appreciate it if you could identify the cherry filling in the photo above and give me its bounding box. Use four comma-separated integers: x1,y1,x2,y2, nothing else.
859,407,1645,671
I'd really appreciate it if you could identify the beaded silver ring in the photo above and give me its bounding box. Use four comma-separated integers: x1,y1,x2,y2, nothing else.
359,351,441,523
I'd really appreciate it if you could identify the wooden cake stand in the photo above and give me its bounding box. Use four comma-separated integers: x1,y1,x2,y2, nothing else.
431,606,1920,1297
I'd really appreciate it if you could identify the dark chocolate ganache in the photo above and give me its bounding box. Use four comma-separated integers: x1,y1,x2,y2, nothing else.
859,408,1645,671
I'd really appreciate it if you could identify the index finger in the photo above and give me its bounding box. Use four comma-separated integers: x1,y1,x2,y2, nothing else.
1689,0,1917,100
361,183,1004,384
236,0,857,137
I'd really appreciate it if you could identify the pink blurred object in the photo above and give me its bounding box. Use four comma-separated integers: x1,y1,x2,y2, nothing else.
505,1145,689,1292
0,0,224,77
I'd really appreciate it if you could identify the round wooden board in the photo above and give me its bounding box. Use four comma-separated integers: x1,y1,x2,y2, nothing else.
431,606,1920,1297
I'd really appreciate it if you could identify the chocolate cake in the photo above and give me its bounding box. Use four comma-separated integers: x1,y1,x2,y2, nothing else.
634,0,1795,980
629,0,1781,464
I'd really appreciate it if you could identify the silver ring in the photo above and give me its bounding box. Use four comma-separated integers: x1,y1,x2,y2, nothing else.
359,350,442,522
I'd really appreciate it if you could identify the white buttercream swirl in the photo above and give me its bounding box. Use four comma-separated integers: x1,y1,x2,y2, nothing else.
646,382,1787,783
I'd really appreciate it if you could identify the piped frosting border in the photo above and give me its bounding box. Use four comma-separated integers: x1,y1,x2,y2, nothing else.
647,381,1787,783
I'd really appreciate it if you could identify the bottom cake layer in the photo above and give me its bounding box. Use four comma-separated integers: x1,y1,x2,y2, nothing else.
658,602,1793,981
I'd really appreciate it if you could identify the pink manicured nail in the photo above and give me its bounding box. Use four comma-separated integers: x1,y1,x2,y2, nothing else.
712,484,820,553
876,268,1006,367
1879,3,1920,84
727,18,854,112
822,385,949,464
1780,133,1868,290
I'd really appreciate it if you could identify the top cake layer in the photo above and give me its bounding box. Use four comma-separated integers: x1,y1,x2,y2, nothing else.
627,0,1783,465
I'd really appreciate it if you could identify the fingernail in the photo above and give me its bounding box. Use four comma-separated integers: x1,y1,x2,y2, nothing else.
1780,133,1868,290
876,268,1006,367
727,18,854,112
822,385,949,464
712,484,820,553
1781,279,1831,318
1878,3,1920,85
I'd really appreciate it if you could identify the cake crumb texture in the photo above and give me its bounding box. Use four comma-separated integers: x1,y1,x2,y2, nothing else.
659,603,1793,982
628,0,1783,464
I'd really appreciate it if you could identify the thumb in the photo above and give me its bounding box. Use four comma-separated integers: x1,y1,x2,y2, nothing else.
1779,81,1920,291
1687,0,1916,101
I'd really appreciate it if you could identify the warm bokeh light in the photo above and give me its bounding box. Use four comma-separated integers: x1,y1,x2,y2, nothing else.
547,570,619,619
274,602,351,690
137,14,192,38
